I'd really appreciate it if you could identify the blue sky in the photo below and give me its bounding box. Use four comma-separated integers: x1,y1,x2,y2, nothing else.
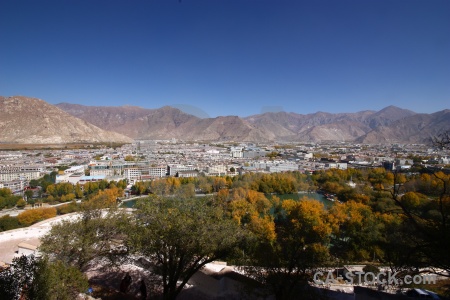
1,0,449,117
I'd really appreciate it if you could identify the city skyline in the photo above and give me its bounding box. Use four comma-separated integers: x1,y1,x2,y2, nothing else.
1,0,449,117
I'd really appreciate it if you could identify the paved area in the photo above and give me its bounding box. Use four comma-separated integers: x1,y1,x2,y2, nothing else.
0,213,80,264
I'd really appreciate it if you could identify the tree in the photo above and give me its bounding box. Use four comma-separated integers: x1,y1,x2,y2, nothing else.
432,130,450,149
24,190,34,201
17,207,57,226
386,171,450,276
0,215,21,231
128,197,246,300
124,155,135,161
16,198,27,208
0,255,88,300
242,199,331,299
328,201,384,262
40,207,129,272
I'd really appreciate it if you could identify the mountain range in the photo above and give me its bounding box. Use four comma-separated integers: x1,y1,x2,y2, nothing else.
1,96,449,144
0,96,132,144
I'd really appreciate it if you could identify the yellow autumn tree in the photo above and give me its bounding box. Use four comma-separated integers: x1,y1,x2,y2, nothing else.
18,207,57,226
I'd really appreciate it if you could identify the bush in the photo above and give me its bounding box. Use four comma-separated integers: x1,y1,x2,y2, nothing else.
18,207,57,226
57,201,80,215
16,198,27,208
0,215,21,232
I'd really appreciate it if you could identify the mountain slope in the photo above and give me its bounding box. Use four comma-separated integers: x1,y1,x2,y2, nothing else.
0,96,132,144
56,103,199,139
357,110,450,144
244,106,415,141
57,103,269,141
56,101,448,144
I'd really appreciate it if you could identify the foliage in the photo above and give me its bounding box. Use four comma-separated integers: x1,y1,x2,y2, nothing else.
0,188,22,210
17,207,57,226
432,130,450,149
40,207,129,271
0,255,88,300
124,155,135,161
16,198,27,208
329,201,385,262
386,171,450,274
29,171,57,191
128,197,246,300
0,215,21,232
56,200,80,215
242,199,331,299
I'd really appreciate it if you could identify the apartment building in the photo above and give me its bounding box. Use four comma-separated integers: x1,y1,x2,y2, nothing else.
266,163,299,173
206,165,228,176
124,166,167,181
168,164,196,176
0,166,44,181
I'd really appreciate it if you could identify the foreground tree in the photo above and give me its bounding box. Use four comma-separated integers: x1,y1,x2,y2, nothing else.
432,130,450,149
242,199,331,300
128,197,246,300
378,171,450,281
40,205,129,271
0,255,88,300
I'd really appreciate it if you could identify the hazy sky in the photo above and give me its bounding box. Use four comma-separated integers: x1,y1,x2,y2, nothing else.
1,0,449,117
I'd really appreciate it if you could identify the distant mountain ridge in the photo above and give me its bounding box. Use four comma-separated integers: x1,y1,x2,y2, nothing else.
56,103,267,141
56,101,449,144
1,95,448,144
0,96,133,144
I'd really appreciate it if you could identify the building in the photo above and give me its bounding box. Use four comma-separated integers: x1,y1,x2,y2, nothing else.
206,165,228,176
0,179,27,194
176,170,199,178
168,164,196,176
0,166,43,182
230,147,243,158
266,163,299,173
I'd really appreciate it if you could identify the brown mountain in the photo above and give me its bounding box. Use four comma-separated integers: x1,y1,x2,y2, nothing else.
244,106,417,141
55,101,448,144
56,103,199,139
0,96,132,144
56,103,268,141
357,110,450,144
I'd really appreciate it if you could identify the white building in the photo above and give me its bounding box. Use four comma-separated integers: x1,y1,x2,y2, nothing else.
266,163,299,173
0,166,44,182
230,147,243,158
0,179,27,194
206,165,228,176
64,165,85,175
168,164,196,176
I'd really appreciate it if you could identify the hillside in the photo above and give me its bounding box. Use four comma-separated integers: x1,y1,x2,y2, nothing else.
56,103,268,141
0,97,443,144
0,96,133,144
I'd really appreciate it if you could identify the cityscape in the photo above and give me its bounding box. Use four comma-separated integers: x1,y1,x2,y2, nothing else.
1,136,450,299
1,0,450,299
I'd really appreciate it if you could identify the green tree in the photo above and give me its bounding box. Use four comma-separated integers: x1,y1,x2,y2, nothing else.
24,190,34,201
128,197,246,300
0,255,88,300
16,198,27,208
0,215,21,231
40,207,129,271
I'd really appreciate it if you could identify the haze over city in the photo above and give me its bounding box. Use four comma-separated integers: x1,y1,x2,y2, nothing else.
1,0,449,117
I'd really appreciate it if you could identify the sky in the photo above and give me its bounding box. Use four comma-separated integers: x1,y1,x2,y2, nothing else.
1,0,449,118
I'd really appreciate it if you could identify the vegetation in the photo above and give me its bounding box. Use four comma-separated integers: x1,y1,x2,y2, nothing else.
17,207,57,226
129,197,246,299
0,255,88,300
0,188,23,210
3,165,448,298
